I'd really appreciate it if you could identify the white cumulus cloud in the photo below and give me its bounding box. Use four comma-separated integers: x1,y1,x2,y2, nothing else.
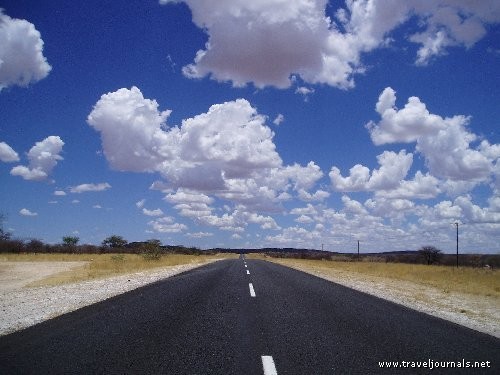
160,1,500,89
0,141,19,162
19,208,37,216
330,150,413,192
88,87,323,214
148,217,187,233
0,10,51,90
142,208,164,217
10,136,64,181
367,87,497,183
70,183,111,193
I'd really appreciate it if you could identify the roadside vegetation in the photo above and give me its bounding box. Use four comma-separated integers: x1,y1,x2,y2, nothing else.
0,223,234,286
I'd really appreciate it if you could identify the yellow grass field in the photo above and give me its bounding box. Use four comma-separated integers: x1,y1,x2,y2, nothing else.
250,255,500,298
0,253,235,287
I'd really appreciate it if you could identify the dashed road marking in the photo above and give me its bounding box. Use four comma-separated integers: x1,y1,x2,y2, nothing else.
249,283,256,297
261,356,278,375
245,264,248,268
246,270,250,275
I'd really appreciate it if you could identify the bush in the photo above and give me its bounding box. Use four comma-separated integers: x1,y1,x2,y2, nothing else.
62,236,79,247
25,239,46,253
0,239,24,253
141,239,162,261
102,235,128,249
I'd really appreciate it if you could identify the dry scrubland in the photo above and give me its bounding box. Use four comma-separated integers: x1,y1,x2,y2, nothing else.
0,253,236,287
249,254,500,338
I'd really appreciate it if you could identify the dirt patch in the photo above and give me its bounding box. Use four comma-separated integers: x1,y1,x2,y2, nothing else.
0,262,88,292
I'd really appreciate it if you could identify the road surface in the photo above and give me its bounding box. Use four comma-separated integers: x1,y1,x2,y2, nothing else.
1,258,498,374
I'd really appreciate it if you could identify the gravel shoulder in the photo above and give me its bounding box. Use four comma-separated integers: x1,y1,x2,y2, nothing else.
276,261,500,339
0,260,219,336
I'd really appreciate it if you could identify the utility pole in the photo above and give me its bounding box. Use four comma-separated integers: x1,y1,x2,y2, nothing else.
455,222,459,268
357,240,360,260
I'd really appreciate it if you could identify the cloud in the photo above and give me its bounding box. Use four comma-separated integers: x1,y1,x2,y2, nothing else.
409,1,499,66
367,87,496,182
142,208,164,217
19,208,37,216
70,182,111,193
0,141,19,162
364,197,415,219
87,87,172,172
10,136,64,181
297,189,330,202
165,188,281,231
330,150,413,192
367,87,448,145
187,232,213,238
273,113,284,126
88,87,322,214
136,199,146,208
54,190,66,196
88,87,281,180
148,217,187,233
375,171,440,200
0,10,51,90
160,1,500,89
295,86,315,101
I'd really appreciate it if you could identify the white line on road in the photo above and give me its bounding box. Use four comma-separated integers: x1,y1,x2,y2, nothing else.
262,356,278,375
245,264,248,268
249,283,256,297
246,270,250,275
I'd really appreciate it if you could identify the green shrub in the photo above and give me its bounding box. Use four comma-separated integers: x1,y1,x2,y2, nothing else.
141,239,162,261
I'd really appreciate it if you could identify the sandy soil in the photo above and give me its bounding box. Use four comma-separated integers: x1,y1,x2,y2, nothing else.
0,261,88,291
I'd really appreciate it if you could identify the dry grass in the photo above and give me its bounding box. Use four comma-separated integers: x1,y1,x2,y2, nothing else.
250,255,500,298
1,253,234,286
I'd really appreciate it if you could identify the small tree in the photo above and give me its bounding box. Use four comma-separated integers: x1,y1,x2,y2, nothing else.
62,236,79,247
102,235,127,249
418,246,442,265
26,239,45,252
141,239,162,261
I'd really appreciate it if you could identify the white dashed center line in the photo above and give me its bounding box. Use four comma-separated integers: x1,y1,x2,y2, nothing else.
246,270,250,275
245,264,248,268
261,355,278,375
249,283,256,297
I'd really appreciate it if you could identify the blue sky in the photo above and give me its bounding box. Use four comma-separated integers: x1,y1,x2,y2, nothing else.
1,0,499,253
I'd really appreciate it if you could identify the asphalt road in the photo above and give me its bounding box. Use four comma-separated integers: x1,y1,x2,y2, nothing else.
1,257,499,374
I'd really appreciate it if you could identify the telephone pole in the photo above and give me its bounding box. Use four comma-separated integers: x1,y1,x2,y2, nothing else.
455,222,459,268
357,240,360,260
